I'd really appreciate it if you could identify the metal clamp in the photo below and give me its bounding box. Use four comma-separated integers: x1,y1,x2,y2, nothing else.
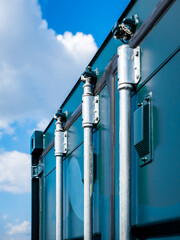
32,163,43,178
112,14,140,43
81,66,97,85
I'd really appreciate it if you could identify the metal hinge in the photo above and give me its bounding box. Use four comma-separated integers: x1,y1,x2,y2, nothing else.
64,131,68,153
94,96,99,124
32,163,44,178
82,95,99,126
55,131,68,156
118,45,141,89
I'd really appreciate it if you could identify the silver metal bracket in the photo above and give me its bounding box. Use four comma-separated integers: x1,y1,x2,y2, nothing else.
118,45,141,90
82,95,99,127
32,163,44,178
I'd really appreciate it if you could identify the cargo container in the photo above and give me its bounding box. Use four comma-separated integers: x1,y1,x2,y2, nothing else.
30,0,180,239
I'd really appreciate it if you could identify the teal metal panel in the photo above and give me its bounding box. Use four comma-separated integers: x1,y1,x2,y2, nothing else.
92,130,101,235
64,144,84,239
62,82,84,116
147,237,180,240
131,93,138,227
127,0,160,24
44,148,56,176
128,0,180,90
94,86,110,240
40,174,45,240
92,37,120,76
45,170,56,240
65,116,83,155
132,52,180,225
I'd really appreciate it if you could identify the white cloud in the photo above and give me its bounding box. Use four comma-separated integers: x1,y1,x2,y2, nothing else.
0,151,31,193
15,219,20,223
2,214,9,220
0,0,97,135
37,118,50,131
57,32,97,64
5,221,30,239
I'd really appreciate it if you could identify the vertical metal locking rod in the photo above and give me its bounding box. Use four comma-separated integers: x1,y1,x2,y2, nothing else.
81,67,97,240
119,85,132,240
54,110,66,240
83,79,94,240
117,45,140,240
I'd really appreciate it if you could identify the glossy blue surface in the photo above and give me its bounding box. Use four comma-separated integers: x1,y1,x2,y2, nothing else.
67,156,84,221
45,170,56,240
132,52,180,225
65,116,83,154
64,145,84,239
44,148,56,176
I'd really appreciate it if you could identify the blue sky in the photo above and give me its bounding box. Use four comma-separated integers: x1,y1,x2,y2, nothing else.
0,0,130,239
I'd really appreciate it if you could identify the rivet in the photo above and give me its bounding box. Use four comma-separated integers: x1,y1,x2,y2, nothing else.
145,96,150,102
141,157,147,162
135,51,139,57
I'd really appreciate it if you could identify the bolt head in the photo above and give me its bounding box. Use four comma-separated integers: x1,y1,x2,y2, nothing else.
145,96,150,102
136,74,140,79
135,50,139,57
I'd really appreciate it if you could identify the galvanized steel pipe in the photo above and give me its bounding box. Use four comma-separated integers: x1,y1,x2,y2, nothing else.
55,118,64,240
82,79,94,240
119,84,132,240
56,155,63,240
117,45,140,240
84,126,93,239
